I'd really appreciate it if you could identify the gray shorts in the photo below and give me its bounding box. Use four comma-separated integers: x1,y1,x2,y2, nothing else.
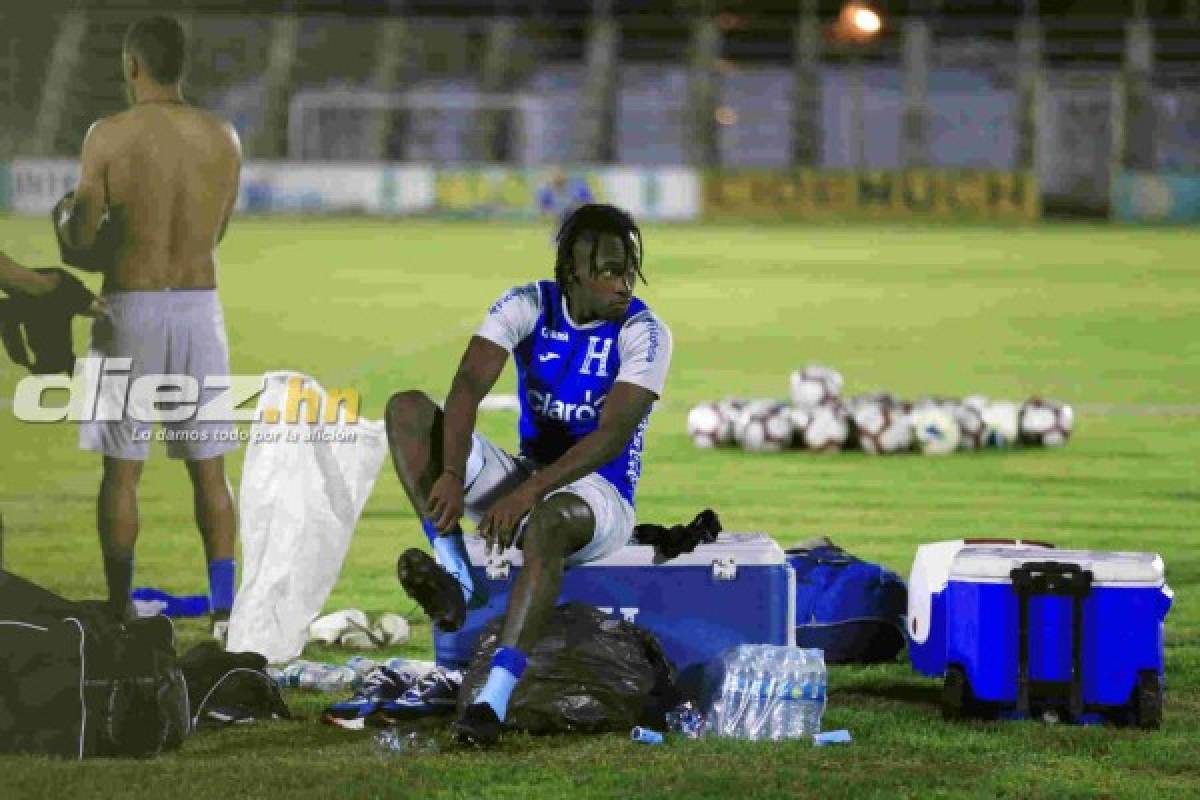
462,432,634,566
78,289,239,461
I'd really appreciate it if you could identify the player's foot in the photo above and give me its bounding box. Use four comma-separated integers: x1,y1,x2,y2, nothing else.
396,548,466,632
378,668,461,720
451,702,502,747
321,666,416,730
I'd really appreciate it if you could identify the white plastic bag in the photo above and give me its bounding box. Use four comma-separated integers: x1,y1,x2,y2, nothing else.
226,372,389,663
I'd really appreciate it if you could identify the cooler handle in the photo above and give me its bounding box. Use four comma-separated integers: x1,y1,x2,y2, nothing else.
1010,561,1093,718
965,537,1055,549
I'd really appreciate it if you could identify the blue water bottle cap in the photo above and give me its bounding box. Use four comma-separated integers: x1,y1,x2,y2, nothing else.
630,727,664,745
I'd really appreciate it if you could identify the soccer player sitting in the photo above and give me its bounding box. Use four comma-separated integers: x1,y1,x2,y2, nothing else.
384,204,672,746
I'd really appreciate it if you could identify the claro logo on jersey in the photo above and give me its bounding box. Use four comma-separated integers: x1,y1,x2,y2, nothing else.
526,388,606,423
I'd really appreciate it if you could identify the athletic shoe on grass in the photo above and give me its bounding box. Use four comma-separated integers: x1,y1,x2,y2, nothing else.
378,668,462,720
321,666,417,730
451,702,502,747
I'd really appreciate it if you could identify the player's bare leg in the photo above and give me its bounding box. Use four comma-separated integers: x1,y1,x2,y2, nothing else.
384,389,445,513
454,494,594,746
385,389,477,630
97,457,143,618
500,495,594,652
185,456,237,634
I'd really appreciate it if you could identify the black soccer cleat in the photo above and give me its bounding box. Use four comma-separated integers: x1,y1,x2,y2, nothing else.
396,548,466,632
451,702,502,747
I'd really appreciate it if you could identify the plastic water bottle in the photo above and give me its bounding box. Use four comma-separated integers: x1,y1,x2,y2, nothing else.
708,645,827,741
372,729,439,756
802,649,828,737
281,660,357,691
346,656,379,683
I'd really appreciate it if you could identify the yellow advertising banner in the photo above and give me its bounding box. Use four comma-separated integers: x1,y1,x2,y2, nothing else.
434,168,604,218
703,170,1040,221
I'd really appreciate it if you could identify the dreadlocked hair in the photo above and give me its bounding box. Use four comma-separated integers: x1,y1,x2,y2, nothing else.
554,203,646,292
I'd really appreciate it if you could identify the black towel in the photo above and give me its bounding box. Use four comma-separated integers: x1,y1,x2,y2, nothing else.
0,268,95,375
632,508,722,561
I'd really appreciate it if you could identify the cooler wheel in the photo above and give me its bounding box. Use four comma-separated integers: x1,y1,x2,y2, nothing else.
943,665,973,720
1133,670,1162,730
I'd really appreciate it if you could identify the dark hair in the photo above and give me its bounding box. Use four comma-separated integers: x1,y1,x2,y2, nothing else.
124,16,187,85
554,203,645,292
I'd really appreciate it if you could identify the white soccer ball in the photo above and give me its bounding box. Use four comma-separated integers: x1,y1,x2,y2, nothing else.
981,401,1020,448
373,613,411,646
687,402,727,448
791,403,851,452
953,403,987,450
962,394,990,412
736,401,793,452
911,406,961,455
1019,397,1075,447
789,365,844,408
852,402,913,454
716,397,747,438
847,392,901,414
309,609,369,645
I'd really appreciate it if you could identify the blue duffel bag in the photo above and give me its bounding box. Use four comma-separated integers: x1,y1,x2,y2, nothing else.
786,541,907,664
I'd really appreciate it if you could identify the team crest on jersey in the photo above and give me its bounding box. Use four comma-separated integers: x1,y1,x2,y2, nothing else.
579,336,613,376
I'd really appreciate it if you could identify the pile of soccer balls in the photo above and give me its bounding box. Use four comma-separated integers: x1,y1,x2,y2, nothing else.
686,365,1075,455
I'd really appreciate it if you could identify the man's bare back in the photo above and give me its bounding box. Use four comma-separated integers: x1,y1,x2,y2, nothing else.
78,103,240,293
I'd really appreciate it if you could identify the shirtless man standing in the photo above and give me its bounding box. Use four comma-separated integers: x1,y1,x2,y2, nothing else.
54,16,242,636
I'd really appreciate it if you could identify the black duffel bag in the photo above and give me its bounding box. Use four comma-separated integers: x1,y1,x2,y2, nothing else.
0,570,189,759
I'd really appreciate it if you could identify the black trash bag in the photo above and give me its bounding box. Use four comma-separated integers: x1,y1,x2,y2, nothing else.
179,641,292,730
458,602,680,735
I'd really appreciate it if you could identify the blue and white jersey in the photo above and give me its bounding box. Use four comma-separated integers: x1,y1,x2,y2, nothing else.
476,280,672,507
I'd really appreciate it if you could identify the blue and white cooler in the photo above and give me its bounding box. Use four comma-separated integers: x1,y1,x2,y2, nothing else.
943,546,1173,727
433,532,796,695
907,539,1054,678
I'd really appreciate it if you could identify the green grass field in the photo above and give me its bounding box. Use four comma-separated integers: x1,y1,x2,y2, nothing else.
1,216,1198,799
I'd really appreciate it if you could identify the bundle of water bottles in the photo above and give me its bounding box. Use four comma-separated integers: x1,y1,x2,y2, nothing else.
269,656,437,692
704,645,827,740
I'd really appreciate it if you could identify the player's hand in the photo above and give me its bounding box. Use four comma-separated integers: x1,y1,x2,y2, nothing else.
479,486,539,555
425,471,465,533
84,296,110,318
22,269,60,297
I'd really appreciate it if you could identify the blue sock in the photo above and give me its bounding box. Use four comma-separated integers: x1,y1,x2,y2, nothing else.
430,526,486,607
420,518,444,546
207,558,236,615
476,646,527,721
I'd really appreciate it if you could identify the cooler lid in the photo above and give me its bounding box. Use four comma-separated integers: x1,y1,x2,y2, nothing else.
949,546,1164,587
465,531,787,568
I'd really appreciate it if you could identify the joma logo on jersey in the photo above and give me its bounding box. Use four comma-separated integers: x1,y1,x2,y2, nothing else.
526,388,606,423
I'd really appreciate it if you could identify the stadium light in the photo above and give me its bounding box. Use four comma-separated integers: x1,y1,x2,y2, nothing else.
834,2,884,44
851,6,882,36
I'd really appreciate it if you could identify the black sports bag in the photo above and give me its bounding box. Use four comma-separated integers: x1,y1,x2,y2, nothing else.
0,570,189,759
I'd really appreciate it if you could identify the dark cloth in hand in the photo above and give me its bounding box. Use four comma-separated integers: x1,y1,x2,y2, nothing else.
0,267,95,374
52,191,120,272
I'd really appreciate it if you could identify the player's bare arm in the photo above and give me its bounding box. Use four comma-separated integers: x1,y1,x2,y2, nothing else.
479,380,657,550
54,118,117,265
0,251,57,295
426,336,509,532
216,121,242,245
